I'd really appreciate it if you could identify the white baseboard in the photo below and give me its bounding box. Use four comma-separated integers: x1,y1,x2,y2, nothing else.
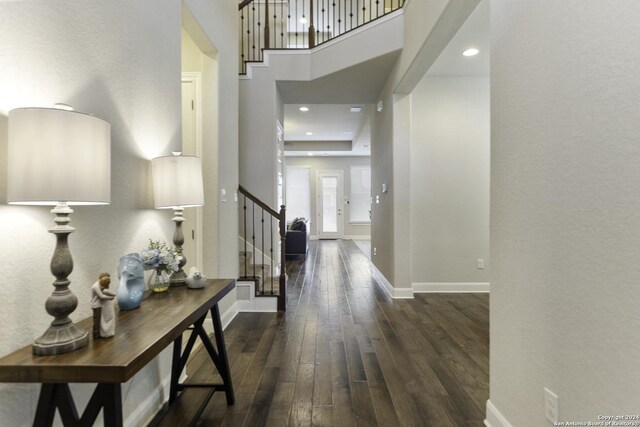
485,400,513,427
125,375,171,427
413,282,490,293
343,235,371,240
371,263,413,299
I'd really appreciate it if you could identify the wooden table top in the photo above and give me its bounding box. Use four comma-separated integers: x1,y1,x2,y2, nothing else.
0,279,235,384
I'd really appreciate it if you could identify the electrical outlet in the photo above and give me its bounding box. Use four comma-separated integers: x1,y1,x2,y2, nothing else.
477,259,485,269
544,387,558,423
373,247,377,256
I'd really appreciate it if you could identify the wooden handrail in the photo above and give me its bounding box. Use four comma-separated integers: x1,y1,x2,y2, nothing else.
238,185,281,219
238,185,287,311
238,0,405,74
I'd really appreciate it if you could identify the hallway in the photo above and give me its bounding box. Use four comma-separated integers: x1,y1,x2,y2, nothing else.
177,240,489,426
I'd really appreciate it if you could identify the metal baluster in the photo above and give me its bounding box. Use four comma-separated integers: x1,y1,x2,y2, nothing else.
257,0,262,60
261,209,265,295
295,0,298,47
240,8,245,73
243,195,247,278
376,0,379,18
337,0,341,35
280,0,284,48
333,1,336,38
287,0,291,48
270,216,274,295
252,3,256,61
252,201,256,281
350,0,353,30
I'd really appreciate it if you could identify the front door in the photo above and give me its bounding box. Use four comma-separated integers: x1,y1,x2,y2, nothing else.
317,171,343,239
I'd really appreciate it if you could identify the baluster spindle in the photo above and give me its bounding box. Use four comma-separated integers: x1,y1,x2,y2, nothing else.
252,201,256,280
270,217,274,295
261,209,265,295
309,0,315,47
243,195,247,278
264,0,270,49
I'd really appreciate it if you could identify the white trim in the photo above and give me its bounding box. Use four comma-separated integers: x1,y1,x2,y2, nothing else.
237,297,278,312
413,282,490,293
181,72,204,270
371,263,413,299
125,374,171,427
343,235,371,240
348,222,371,226
485,400,514,427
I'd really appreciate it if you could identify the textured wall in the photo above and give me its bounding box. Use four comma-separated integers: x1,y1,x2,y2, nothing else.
410,76,489,284
0,0,239,425
0,1,181,425
490,1,640,424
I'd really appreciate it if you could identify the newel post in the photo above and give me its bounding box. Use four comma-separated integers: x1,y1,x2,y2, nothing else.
308,0,316,48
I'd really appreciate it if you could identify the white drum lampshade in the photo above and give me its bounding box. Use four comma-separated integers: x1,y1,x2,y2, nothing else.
151,154,204,286
151,155,204,209
6,106,111,356
7,107,111,205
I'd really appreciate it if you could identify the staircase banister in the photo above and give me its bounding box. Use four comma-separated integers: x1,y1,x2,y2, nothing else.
238,0,252,10
238,185,282,219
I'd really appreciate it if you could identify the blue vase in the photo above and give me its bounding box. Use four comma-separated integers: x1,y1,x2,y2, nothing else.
117,253,145,311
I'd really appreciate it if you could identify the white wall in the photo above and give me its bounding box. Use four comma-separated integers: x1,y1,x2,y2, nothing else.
183,0,239,315
370,0,481,291
410,76,489,286
489,1,640,425
0,0,238,425
285,156,371,238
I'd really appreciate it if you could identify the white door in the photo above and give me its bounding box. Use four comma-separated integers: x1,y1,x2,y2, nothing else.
317,171,343,239
181,75,203,269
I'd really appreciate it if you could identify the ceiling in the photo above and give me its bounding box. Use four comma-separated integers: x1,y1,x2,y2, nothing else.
282,0,489,157
426,0,489,77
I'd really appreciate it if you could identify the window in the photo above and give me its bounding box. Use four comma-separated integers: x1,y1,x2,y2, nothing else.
350,165,371,223
285,167,311,224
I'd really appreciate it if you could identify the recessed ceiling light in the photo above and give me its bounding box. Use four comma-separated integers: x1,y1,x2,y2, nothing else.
299,106,309,112
306,131,313,136
307,152,313,156
463,48,479,57
350,107,363,113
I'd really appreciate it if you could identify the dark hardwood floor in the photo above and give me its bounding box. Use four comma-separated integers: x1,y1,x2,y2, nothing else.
164,240,489,426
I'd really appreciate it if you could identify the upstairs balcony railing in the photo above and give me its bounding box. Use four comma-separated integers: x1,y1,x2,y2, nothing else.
239,0,404,74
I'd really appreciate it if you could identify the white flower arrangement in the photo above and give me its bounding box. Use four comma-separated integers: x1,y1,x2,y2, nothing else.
140,240,181,275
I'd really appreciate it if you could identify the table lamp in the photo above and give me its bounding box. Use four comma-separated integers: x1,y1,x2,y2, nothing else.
151,154,204,286
7,106,111,356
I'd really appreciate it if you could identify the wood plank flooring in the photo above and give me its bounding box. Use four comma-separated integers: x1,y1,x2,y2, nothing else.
164,240,489,426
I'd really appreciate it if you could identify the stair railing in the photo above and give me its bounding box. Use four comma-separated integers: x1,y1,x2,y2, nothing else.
238,185,287,311
239,0,405,74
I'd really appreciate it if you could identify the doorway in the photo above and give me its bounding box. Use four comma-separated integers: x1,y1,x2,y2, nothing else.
181,73,203,270
317,170,343,239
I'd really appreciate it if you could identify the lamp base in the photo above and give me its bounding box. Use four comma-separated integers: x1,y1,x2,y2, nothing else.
170,269,187,287
33,323,88,356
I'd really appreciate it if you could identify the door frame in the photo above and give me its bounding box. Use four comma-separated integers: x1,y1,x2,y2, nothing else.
181,72,204,270
317,170,344,239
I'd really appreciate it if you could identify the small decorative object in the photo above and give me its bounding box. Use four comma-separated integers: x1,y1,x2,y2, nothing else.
140,240,181,293
186,267,207,289
7,106,110,356
117,253,145,311
91,273,116,338
151,154,205,286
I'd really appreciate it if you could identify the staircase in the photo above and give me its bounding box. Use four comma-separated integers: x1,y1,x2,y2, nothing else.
238,185,287,311
238,0,405,74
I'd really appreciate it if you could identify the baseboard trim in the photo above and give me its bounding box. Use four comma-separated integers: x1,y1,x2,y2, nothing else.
125,374,171,427
343,235,371,240
485,400,513,427
371,263,413,299
413,282,490,293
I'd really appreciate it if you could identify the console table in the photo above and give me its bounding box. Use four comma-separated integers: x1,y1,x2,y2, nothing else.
0,278,236,427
